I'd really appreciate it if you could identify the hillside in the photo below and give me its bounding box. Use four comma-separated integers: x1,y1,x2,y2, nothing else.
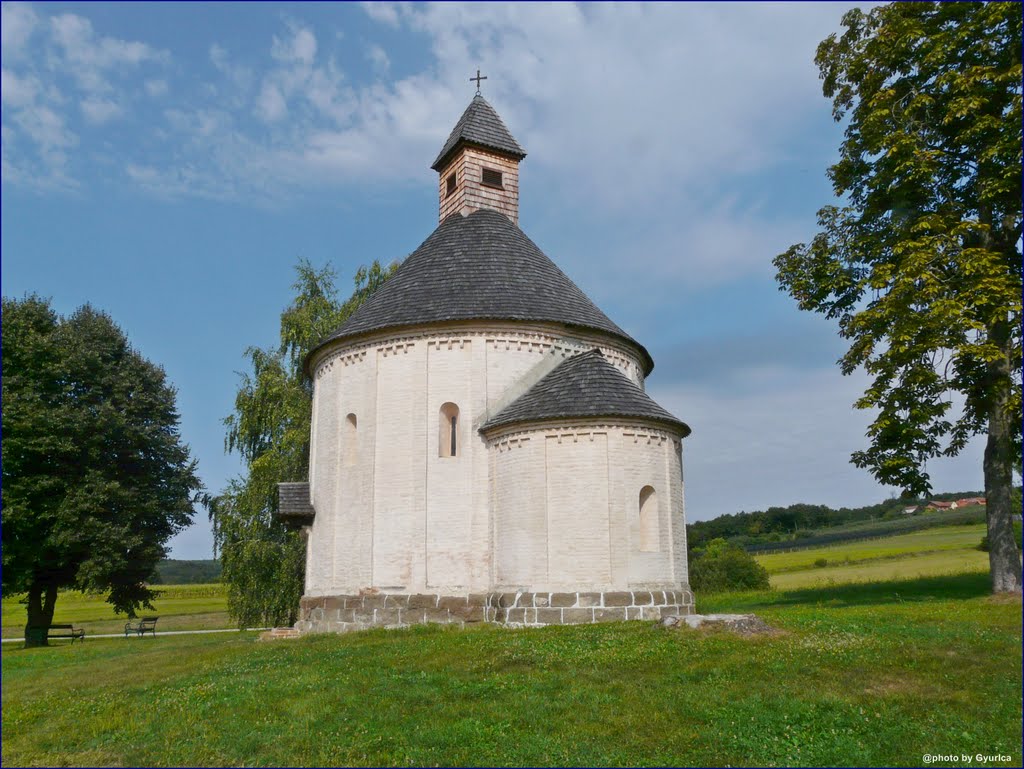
686,489,1005,554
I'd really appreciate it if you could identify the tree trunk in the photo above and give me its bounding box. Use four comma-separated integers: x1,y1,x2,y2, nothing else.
24,584,47,648
23,582,60,647
984,320,1023,593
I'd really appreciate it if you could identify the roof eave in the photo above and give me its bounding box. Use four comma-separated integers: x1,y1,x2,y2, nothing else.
479,414,692,439
430,138,527,172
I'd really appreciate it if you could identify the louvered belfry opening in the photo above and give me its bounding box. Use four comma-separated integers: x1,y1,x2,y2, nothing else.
433,94,526,225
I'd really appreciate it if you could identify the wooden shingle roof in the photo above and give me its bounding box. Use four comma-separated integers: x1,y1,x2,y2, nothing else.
431,94,526,171
481,350,690,435
310,209,653,374
277,482,315,524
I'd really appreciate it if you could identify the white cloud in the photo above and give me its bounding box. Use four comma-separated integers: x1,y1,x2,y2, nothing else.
80,96,122,124
2,4,169,187
145,78,168,97
271,22,317,66
360,2,402,27
650,367,985,522
257,82,287,122
0,67,37,107
0,2,38,58
127,2,854,211
366,44,390,74
49,12,166,94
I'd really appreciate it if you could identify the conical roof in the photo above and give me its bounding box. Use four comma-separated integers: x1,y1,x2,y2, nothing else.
431,94,526,171
481,350,689,435
310,209,653,374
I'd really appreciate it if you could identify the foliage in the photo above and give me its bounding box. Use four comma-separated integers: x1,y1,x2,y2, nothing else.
211,259,396,629
1,296,202,644
3,573,1020,767
152,559,223,585
688,538,770,593
773,2,1022,591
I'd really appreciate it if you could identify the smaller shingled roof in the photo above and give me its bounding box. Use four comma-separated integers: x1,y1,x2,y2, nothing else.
277,482,315,525
481,350,690,436
431,94,526,171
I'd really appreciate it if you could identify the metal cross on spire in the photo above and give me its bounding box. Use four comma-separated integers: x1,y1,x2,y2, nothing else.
470,69,487,94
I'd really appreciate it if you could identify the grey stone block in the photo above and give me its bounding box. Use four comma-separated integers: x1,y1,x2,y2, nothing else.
632,591,653,606
577,592,602,607
408,593,439,609
438,596,468,612
562,607,594,624
504,608,526,624
535,607,563,625
375,609,401,626
594,608,626,623
604,591,632,607
424,609,451,624
550,592,577,608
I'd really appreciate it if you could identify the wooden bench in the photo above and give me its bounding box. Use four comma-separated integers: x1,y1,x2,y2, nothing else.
27,624,86,644
124,616,159,637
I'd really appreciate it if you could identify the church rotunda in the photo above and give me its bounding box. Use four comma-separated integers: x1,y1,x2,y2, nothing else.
280,88,694,631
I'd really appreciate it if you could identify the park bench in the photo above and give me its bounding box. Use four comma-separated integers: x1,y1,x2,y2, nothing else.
124,616,159,637
26,624,86,645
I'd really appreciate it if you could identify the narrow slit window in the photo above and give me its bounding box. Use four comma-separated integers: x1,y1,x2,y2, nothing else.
639,485,659,552
344,413,357,466
439,402,460,458
481,168,503,188
446,173,457,196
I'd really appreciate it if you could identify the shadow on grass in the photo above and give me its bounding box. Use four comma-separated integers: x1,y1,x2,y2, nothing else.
702,571,998,612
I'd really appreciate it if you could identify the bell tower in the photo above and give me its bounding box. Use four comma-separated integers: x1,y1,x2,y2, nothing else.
431,76,526,225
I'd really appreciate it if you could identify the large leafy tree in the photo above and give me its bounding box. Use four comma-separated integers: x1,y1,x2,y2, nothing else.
2,296,203,645
774,2,1022,591
211,259,395,628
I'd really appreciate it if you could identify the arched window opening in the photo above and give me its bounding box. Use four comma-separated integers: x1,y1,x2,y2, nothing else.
639,485,659,552
344,413,357,466
439,402,460,458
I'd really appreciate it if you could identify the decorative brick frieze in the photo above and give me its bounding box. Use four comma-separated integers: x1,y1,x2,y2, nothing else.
295,588,694,634
311,325,645,385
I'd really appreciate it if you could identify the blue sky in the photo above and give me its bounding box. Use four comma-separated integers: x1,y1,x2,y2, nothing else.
2,2,986,560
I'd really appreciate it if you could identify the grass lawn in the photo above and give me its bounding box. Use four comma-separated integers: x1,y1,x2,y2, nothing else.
1,584,230,639
2,572,1020,767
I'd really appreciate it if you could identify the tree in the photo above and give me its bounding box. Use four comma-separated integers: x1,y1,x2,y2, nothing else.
774,2,1022,592
210,259,395,628
2,296,202,645
688,538,770,594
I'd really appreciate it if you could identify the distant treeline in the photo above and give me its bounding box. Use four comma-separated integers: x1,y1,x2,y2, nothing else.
687,490,985,551
152,559,222,585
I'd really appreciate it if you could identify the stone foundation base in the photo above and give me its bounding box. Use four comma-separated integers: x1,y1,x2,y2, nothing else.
296,589,695,634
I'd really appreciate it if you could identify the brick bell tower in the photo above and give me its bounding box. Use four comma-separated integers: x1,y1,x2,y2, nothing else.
431,72,527,225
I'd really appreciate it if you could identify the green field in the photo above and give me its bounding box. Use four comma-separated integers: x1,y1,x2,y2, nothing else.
745,505,987,554
755,523,991,591
2,572,1019,767
1,584,229,639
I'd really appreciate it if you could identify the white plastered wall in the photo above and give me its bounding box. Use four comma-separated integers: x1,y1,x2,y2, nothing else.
490,423,688,592
305,323,658,597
